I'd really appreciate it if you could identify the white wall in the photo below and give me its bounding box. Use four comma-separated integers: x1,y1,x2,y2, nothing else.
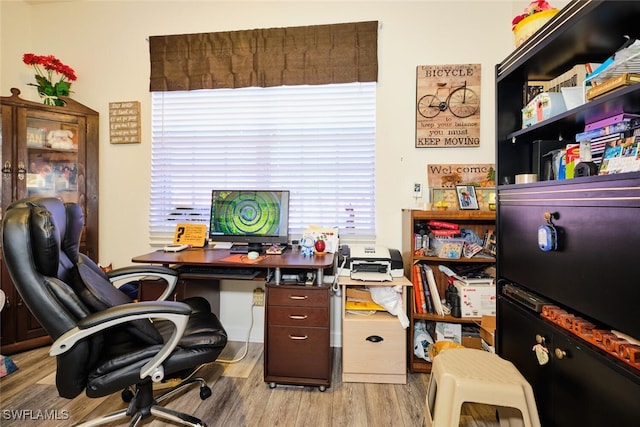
2,0,524,343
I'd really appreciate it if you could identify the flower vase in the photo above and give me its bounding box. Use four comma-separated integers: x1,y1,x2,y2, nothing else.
37,88,65,106
513,9,559,48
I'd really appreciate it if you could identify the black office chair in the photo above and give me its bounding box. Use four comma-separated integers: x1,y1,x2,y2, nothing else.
1,197,227,426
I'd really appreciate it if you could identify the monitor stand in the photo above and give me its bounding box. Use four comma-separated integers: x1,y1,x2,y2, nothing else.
230,243,264,254
211,241,233,249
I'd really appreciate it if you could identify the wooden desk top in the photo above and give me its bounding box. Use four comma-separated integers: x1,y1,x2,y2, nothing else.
132,248,334,269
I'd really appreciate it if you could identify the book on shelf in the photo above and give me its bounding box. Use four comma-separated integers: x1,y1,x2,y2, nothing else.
585,113,640,131
598,135,640,175
576,118,640,141
412,264,426,314
420,265,434,314
419,264,435,314
586,73,640,100
423,264,445,316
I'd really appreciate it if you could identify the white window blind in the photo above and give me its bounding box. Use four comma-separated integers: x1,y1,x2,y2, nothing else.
150,82,376,245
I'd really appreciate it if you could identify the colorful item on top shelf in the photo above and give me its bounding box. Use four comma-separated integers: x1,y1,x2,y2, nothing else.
512,1,559,48
522,92,566,128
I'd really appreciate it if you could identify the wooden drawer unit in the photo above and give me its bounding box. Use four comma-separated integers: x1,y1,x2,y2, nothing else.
340,276,412,384
264,284,331,391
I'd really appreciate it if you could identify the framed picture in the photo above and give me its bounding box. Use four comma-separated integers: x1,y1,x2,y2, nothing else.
456,185,479,210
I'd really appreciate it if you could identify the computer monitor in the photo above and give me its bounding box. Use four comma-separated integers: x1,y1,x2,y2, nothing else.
209,190,290,252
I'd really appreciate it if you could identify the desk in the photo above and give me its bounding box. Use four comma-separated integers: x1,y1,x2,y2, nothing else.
132,248,334,285
132,248,335,390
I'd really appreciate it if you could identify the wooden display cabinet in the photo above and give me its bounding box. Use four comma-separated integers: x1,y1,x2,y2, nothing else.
401,209,495,373
0,88,98,354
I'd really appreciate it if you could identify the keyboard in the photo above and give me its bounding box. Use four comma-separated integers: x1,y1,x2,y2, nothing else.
177,265,260,279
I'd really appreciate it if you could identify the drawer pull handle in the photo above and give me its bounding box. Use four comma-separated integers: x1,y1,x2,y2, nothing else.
366,335,383,343
288,295,308,300
289,315,308,320
289,335,308,340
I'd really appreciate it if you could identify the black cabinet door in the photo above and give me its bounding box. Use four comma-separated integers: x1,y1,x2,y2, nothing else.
499,297,640,426
498,297,554,426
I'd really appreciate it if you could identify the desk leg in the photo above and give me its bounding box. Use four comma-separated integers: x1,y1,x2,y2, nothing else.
316,268,323,285
274,268,281,285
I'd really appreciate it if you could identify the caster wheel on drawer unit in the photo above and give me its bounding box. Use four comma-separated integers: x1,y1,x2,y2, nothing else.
269,382,277,389
319,386,326,392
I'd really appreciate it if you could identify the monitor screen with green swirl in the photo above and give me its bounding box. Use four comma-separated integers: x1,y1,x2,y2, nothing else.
209,190,290,251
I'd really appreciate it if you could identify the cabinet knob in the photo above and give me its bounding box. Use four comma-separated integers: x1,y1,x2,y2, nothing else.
2,161,11,174
554,348,567,360
366,335,384,343
536,334,546,344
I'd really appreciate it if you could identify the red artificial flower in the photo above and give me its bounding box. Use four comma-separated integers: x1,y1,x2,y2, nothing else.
22,53,77,106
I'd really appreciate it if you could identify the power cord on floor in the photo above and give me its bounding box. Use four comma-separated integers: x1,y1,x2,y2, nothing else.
177,299,257,383
216,300,258,364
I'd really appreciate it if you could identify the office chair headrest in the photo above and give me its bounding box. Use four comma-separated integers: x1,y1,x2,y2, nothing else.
7,197,83,278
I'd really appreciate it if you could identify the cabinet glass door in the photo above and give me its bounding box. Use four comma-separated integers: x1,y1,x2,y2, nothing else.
23,114,80,204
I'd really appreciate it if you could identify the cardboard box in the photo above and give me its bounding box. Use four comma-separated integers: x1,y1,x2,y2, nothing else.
454,280,496,318
480,315,496,347
462,335,482,349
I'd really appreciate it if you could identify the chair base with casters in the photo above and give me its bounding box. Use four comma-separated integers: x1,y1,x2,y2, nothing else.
79,379,209,427
424,348,541,427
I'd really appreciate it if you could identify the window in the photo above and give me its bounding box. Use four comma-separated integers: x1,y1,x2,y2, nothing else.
150,82,376,245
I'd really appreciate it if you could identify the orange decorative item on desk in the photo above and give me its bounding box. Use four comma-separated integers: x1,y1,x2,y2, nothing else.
512,1,558,48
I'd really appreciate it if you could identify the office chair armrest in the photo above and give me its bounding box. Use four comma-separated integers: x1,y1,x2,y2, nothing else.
50,301,191,381
107,265,179,301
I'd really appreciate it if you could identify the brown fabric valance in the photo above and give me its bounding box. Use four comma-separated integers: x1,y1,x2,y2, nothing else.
149,21,378,91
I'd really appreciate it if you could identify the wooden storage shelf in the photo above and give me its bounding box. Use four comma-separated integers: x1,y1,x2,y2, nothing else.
402,209,495,373
413,313,480,323
414,255,494,263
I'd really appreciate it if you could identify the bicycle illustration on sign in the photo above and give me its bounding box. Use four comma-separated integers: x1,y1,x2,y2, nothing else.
417,80,479,119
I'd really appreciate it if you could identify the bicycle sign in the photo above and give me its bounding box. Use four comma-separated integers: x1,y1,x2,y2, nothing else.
417,81,479,119
415,64,481,148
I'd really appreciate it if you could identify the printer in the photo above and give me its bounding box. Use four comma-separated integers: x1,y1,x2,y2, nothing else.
338,245,404,281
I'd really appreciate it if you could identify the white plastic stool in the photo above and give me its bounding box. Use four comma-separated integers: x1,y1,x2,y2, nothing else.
425,348,540,427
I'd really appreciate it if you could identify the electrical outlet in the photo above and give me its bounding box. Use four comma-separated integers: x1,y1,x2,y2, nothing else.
413,182,422,197
252,287,265,306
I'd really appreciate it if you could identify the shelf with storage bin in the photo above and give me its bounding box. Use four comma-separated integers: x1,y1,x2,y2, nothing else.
339,276,412,384
402,209,495,373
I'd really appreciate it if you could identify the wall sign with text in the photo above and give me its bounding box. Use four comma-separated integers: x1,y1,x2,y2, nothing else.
415,64,481,148
109,101,141,144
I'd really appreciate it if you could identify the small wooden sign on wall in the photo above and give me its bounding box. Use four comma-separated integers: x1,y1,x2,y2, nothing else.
109,101,141,144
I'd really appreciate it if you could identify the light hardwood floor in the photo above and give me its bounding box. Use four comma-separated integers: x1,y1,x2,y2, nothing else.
0,342,500,426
